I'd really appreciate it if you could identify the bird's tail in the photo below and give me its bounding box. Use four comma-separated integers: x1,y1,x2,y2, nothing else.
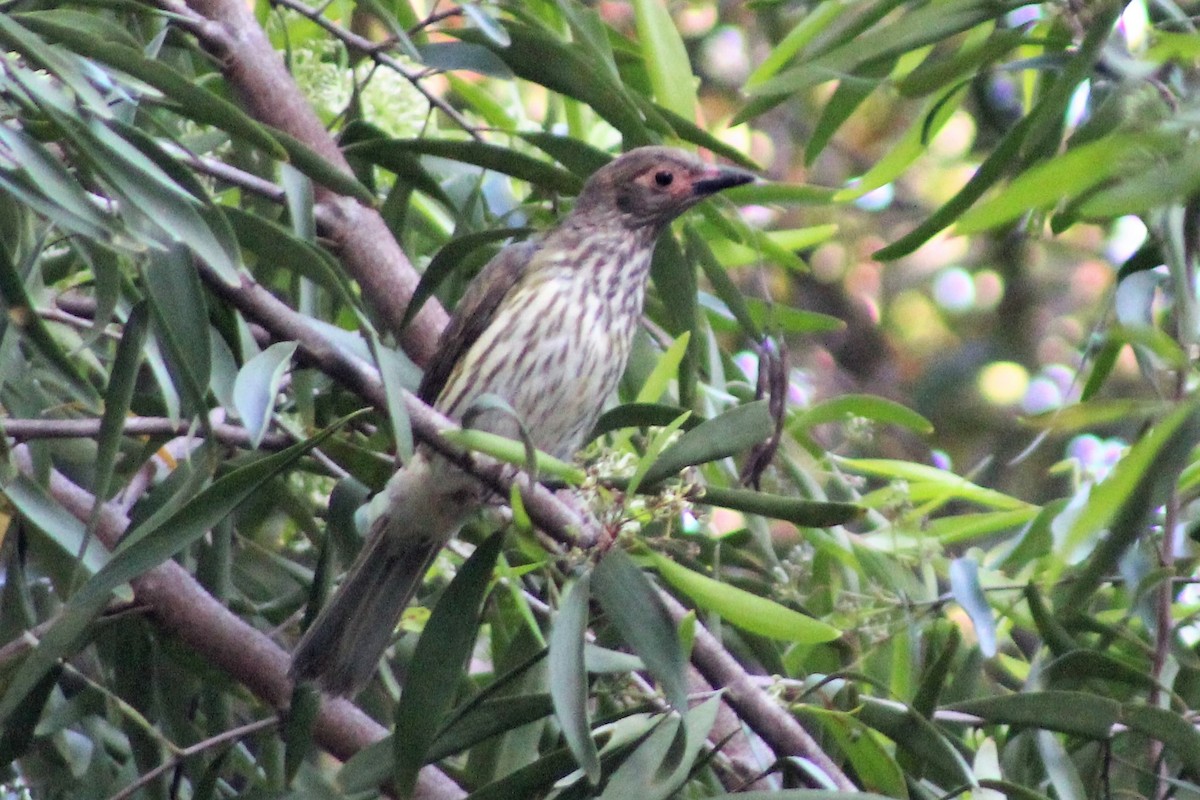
289,456,473,696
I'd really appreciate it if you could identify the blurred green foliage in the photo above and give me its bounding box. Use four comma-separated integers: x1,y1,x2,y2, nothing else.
3,0,1200,798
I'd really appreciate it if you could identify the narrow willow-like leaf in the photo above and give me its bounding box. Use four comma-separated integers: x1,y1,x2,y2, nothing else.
592,549,688,712
454,25,651,145
598,697,720,800
393,531,504,797
232,341,297,449
0,238,98,403
796,707,908,798
400,227,531,331
948,691,1119,739
86,301,150,551
1121,705,1200,774
632,0,696,120
346,139,583,194
639,400,771,487
955,133,1154,233
875,5,1121,259
590,402,701,438
793,394,933,435
699,486,862,527
437,429,586,484
14,14,286,159
856,697,974,786
548,573,600,785
948,557,996,657
636,331,691,404
0,417,350,726
644,549,840,643
142,245,211,412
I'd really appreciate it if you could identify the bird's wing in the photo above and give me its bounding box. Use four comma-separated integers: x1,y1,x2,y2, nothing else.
417,238,539,405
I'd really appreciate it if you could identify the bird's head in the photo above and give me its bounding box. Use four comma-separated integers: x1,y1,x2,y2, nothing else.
572,146,755,232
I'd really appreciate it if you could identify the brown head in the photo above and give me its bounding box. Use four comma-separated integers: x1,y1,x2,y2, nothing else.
571,146,755,233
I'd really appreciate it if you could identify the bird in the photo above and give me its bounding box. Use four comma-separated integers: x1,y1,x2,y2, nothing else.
290,146,754,695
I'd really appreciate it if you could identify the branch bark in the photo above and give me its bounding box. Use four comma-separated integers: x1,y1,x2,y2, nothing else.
167,0,448,364
197,264,854,789
10,446,464,800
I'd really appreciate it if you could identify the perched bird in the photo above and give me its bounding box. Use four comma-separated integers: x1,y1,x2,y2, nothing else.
290,146,754,695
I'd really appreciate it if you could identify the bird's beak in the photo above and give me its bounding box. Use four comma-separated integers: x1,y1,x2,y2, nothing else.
692,165,755,197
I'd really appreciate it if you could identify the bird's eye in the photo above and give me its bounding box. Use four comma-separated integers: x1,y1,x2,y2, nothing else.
654,170,674,187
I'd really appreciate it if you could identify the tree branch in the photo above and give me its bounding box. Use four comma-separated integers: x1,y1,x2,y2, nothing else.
164,0,448,364
268,0,482,140
660,590,855,790
10,445,464,800
2,416,289,450
196,262,854,789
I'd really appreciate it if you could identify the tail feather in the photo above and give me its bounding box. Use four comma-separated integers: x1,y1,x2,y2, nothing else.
289,531,440,695
289,454,475,695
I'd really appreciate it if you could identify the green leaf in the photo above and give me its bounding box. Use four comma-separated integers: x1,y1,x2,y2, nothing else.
636,331,692,404
224,208,356,308
416,41,513,77
948,691,1119,739
437,429,586,484
1077,145,1200,218
88,301,151,544
0,664,61,765
232,341,297,449
807,55,896,164
698,486,863,527
797,708,908,798
282,684,319,784
632,0,696,121
1121,705,1200,775
14,14,286,159
454,25,651,145
401,227,532,331
955,133,1156,233
598,697,720,800
948,557,996,658
644,549,840,643
857,697,973,787
792,394,933,435
840,457,1032,511
1059,402,1199,569
591,403,702,438
875,5,1121,259
270,129,378,206
0,417,350,726
0,124,115,240
639,400,771,488
346,139,583,194
548,573,600,785
592,549,689,712
393,531,504,797
832,86,968,202
748,0,1017,98
0,238,98,403
142,245,211,412
895,26,1027,96
2,475,110,576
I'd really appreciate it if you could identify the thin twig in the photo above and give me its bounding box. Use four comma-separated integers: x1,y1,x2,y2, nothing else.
106,717,279,800
2,416,291,450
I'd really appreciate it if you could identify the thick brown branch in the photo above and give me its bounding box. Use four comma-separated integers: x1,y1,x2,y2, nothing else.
166,0,448,364
197,261,852,787
198,265,600,549
10,446,464,800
